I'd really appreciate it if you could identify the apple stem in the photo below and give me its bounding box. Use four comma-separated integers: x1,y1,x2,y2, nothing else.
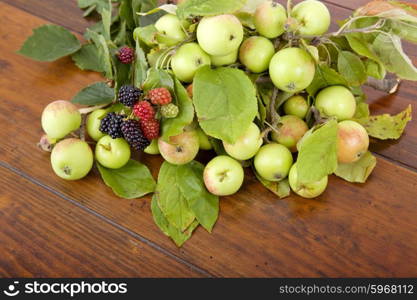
80,114,86,141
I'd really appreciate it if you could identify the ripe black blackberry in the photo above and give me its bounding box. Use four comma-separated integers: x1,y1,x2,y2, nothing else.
99,112,125,139
121,119,150,151
118,85,142,107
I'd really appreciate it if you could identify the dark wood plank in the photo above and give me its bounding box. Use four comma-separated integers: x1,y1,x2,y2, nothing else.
0,165,205,277
1,1,417,277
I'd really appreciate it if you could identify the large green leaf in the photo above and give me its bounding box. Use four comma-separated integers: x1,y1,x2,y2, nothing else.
100,0,112,41
177,162,219,232
337,51,367,86
161,79,194,141
372,33,417,80
194,67,258,143
335,151,376,183
355,105,412,140
18,25,81,61
151,194,199,247
177,0,246,19
71,82,115,105
306,64,348,96
71,44,105,72
87,29,114,79
296,120,338,184
142,67,174,91
97,160,156,199
156,162,196,231
134,40,149,88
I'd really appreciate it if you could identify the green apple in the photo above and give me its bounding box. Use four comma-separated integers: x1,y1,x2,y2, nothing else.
223,122,262,160
95,136,131,169
158,130,199,165
315,85,356,120
203,155,244,196
197,14,244,56
254,1,287,39
41,100,81,139
272,115,308,152
144,139,160,155
50,138,93,180
171,43,211,83
269,47,315,93
86,109,108,141
155,14,186,46
197,128,212,150
291,0,331,36
288,163,328,198
337,120,369,164
283,95,309,119
254,143,293,182
239,36,275,73
210,50,238,67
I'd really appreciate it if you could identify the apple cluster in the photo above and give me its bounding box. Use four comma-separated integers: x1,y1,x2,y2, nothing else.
39,0,372,200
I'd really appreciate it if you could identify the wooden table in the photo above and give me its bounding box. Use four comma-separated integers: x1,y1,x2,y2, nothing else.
0,0,416,278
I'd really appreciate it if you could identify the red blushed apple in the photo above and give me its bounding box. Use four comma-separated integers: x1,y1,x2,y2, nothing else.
158,130,200,165
337,120,369,164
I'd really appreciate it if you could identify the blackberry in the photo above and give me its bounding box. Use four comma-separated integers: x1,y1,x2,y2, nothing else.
117,46,135,64
99,112,125,139
121,119,150,151
118,85,142,107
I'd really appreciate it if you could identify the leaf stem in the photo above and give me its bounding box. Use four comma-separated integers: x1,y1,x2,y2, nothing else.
78,103,109,114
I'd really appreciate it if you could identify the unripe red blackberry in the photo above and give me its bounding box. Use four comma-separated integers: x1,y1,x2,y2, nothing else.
140,119,160,140
117,46,135,64
133,101,155,121
148,87,172,105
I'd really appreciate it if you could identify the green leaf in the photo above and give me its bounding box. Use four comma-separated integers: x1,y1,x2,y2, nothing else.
71,44,105,72
134,40,149,88
346,32,380,62
112,55,132,93
156,162,196,231
18,25,81,61
143,67,174,91
177,162,219,232
177,0,246,19
194,67,258,144
77,0,110,12
355,105,412,140
297,120,338,184
161,79,194,141
337,51,367,86
387,20,417,44
306,64,348,96
365,59,386,80
134,25,158,47
97,160,156,199
335,151,377,183
354,102,370,119
151,194,199,247
87,29,114,79
71,82,115,105
100,0,112,41
119,0,135,29
255,171,290,199
372,33,417,80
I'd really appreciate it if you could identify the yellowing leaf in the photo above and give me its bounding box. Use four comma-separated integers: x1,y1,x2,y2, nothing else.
335,152,377,183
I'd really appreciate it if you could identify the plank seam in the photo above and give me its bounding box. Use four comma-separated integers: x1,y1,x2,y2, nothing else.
374,152,417,174
0,161,214,278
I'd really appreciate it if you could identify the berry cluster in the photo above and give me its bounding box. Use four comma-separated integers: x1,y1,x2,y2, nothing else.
117,46,135,64
121,119,150,151
118,85,142,107
99,112,125,139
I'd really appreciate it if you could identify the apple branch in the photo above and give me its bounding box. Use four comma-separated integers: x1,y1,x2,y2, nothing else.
366,75,401,94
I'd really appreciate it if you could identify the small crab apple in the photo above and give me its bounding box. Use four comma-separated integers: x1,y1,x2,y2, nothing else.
210,49,238,67
95,136,131,169
239,36,275,73
41,100,81,139
288,163,328,198
171,42,211,83
315,85,357,121
291,0,331,36
86,109,108,141
196,127,212,150
155,14,186,46
197,14,244,56
144,139,160,155
272,115,309,152
50,138,93,180
203,155,244,196
254,143,293,182
269,47,316,93
223,122,263,160
283,95,309,119
254,1,287,39
158,130,200,165
337,120,369,164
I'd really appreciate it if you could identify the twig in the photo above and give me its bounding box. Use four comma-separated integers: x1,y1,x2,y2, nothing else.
366,75,401,94
78,104,109,114
80,114,87,141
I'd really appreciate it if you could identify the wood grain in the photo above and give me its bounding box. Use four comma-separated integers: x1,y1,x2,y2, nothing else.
1,0,417,277
0,165,204,277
